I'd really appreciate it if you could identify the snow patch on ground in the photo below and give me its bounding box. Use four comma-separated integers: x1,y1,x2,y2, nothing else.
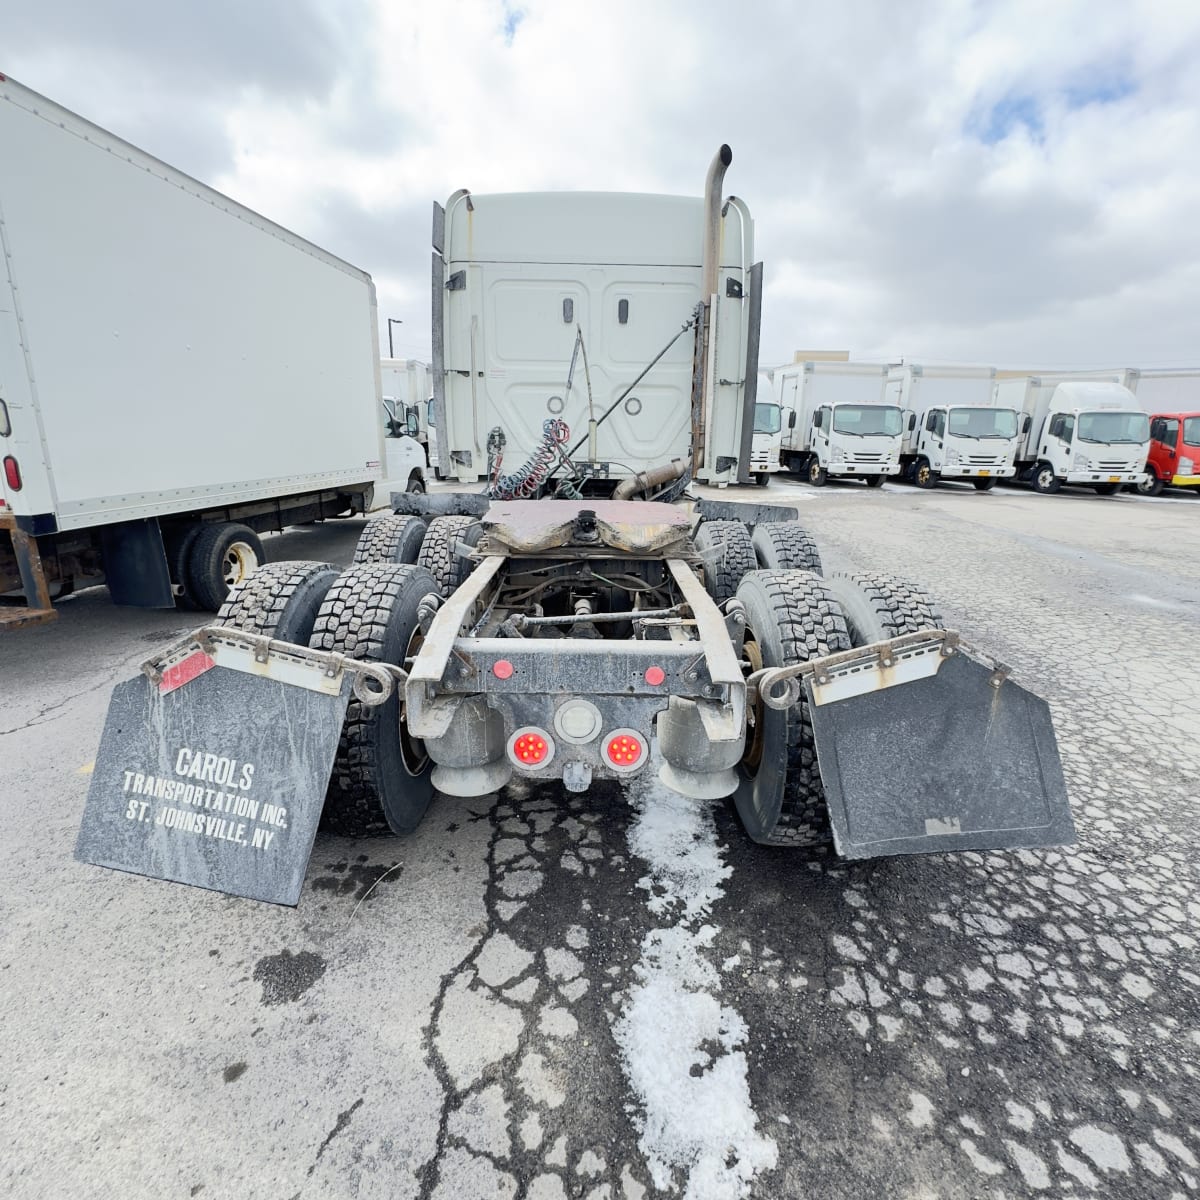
613,772,777,1198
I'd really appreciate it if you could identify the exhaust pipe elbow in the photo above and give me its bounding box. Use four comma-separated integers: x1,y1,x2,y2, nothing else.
701,145,732,299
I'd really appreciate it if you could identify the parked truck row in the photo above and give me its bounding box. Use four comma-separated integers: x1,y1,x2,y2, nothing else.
756,359,1197,498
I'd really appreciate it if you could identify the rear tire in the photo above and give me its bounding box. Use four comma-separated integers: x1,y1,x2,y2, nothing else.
1135,472,1165,497
310,563,440,836
416,515,484,596
806,458,828,487
215,560,339,646
186,522,265,612
164,523,203,611
973,478,997,492
353,514,428,566
734,570,851,848
755,472,770,488
751,522,822,574
407,472,426,494
826,572,943,645
1031,463,1061,494
694,520,756,603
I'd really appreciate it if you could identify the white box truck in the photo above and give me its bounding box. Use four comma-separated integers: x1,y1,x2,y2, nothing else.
0,75,406,628
998,376,1150,494
432,147,763,493
749,371,781,484
775,360,899,486
380,358,432,450
890,364,1015,490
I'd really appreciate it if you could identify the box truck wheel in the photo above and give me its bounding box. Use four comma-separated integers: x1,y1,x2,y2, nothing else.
972,478,997,492
309,563,440,836
406,471,426,494
186,522,265,611
751,521,822,574
215,560,339,646
694,520,756,603
1031,463,1061,494
913,458,939,489
353,514,428,566
864,474,885,488
1093,482,1120,496
1134,471,1164,497
826,572,943,645
755,472,770,488
416,515,484,596
806,458,828,487
733,569,851,847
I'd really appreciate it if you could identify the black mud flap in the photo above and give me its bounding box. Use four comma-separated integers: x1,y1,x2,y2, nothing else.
808,650,1074,859
76,641,352,905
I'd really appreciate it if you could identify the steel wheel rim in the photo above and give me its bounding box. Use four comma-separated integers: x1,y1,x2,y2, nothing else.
741,635,766,777
399,626,429,776
223,541,258,586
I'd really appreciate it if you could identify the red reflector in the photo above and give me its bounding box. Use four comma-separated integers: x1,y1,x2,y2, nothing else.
644,666,665,686
493,659,514,680
3,456,21,491
159,650,216,695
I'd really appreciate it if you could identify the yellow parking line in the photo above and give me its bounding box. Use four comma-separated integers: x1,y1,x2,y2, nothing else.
77,760,95,775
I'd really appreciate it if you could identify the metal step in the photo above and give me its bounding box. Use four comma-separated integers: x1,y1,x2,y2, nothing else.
0,604,58,629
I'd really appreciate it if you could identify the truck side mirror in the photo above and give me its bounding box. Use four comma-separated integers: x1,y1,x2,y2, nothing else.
925,412,937,432
908,413,916,432
813,411,823,429
1048,415,1062,438
788,411,797,429
1022,415,1032,434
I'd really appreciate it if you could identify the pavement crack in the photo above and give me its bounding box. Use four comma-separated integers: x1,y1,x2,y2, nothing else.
306,1096,363,1176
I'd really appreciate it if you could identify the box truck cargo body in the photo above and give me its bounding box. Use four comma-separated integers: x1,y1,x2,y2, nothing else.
889,364,1015,489
433,173,762,492
776,361,899,485
998,377,1150,495
0,76,394,627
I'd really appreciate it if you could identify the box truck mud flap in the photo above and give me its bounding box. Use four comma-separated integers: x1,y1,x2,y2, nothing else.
73,629,396,905
755,631,1074,859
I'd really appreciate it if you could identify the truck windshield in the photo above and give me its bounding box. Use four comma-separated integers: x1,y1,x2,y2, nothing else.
1077,411,1150,444
754,403,781,435
833,405,903,437
947,407,1018,439
1183,416,1200,445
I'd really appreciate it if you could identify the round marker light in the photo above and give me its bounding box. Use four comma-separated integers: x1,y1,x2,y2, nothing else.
492,659,514,680
554,699,602,744
507,726,555,770
644,666,665,686
604,728,646,774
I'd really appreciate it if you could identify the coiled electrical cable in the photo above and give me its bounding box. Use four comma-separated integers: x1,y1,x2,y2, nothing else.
488,418,572,499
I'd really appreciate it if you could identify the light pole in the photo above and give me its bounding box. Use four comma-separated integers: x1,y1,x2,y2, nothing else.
387,318,403,359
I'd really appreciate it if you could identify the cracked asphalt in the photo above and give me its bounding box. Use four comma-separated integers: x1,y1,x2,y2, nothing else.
1,481,1198,1199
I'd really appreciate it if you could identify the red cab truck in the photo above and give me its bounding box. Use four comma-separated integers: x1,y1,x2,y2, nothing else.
1137,412,1200,496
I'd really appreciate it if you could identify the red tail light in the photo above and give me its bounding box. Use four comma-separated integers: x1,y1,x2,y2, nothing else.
507,726,555,769
3,456,21,491
605,729,646,772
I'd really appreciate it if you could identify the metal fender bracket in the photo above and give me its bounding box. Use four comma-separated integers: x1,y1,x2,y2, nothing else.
75,627,403,906
767,631,1074,860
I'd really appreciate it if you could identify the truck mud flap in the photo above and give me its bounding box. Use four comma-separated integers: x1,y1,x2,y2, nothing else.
761,632,1073,859
75,629,369,905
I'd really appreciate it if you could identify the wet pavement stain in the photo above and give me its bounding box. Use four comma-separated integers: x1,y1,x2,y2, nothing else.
252,949,327,1005
310,855,402,900
222,1061,247,1084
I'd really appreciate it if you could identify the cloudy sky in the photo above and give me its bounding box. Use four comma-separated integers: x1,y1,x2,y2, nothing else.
7,0,1200,370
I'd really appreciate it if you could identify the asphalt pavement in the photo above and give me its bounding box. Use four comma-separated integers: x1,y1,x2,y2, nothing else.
1,481,1198,1200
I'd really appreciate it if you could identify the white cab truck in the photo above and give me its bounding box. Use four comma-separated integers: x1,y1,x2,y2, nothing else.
380,358,432,451
749,371,781,484
889,364,1015,490
432,147,763,493
999,377,1150,494
0,76,412,628
776,361,899,486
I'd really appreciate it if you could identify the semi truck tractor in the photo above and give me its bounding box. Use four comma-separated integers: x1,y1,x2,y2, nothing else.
749,372,782,484
999,376,1150,495
76,147,1074,907
0,75,402,628
889,364,1016,490
776,361,899,486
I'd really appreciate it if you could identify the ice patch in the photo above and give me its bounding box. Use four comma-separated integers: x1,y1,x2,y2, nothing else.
612,772,776,1198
